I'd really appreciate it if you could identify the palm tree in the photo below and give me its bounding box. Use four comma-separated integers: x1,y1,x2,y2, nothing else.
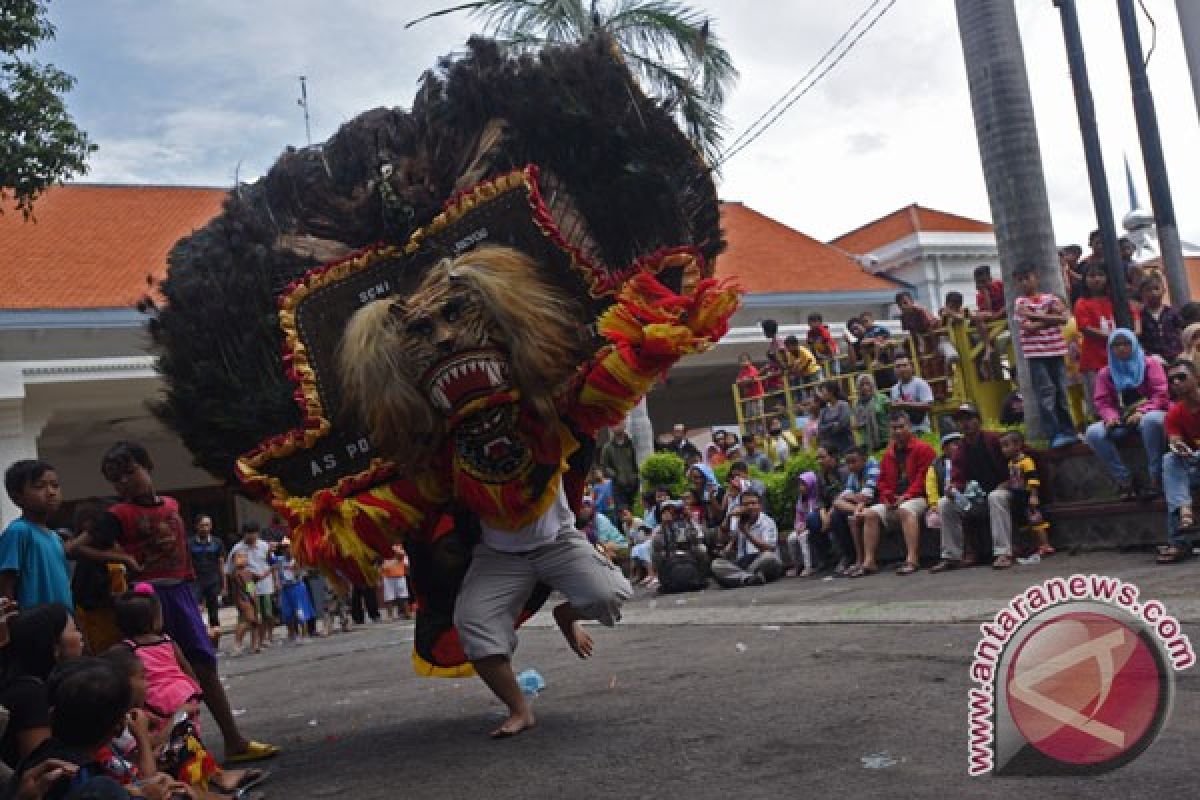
409,0,737,163
955,0,1063,440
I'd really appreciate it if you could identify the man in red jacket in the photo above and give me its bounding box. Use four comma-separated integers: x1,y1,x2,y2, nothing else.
851,411,936,577
931,403,1017,571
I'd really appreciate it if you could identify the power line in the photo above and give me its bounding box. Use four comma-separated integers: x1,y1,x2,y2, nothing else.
720,0,885,158
716,0,898,168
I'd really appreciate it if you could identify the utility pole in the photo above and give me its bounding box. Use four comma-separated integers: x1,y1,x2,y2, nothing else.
298,76,312,147
1052,0,1133,330
1118,0,1190,304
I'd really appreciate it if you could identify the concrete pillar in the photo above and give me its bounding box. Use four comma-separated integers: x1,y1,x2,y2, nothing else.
0,365,47,526
1177,0,1200,125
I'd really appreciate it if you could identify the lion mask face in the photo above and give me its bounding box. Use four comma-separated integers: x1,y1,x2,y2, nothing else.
338,245,587,466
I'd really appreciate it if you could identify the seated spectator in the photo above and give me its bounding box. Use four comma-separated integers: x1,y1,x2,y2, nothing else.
711,490,782,588
815,381,855,456
973,264,1009,379
665,424,700,463
1137,273,1183,363
786,471,823,577
999,430,1053,556
576,499,628,563
588,468,614,520
896,291,942,355
764,418,799,470
742,436,771,473
931,403,1017,572
843,317,866,368
924,432,963,532
889,356,934,434
8,658,150,800
851,412,936,577
806,312,839,375
830,446,881,575
722,431,745,463
1158,359,1200,563
651,501,710,593
1084,329,1169,500
735,353,765,423
858,311,893,367
631,490,673,588
852,374,889,452
716,462,764,524
0,605,85,769
795,397,819,452
703,441,725,469
999,391,1024,426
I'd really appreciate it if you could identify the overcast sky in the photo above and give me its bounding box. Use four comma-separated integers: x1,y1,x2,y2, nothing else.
39,0,1200,246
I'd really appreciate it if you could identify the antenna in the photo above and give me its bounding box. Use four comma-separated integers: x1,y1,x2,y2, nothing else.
297,75,312,146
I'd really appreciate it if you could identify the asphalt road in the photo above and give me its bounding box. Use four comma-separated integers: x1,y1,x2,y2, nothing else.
206,552,1200,799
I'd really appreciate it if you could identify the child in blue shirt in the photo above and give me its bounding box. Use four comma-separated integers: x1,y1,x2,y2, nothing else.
0,460,72,609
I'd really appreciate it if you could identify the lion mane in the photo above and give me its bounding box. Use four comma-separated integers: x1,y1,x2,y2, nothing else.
338,245,587,470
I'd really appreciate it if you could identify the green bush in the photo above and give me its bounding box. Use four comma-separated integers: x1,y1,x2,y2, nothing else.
640,452,687,497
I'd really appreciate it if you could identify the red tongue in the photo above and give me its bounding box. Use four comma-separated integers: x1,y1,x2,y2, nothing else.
443,364,493,407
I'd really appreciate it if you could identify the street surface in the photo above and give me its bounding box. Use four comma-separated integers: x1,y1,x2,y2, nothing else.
206,552,1200,798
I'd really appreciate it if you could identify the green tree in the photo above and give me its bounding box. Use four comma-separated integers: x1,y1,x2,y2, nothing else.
410,0,737,163
1,0,95,217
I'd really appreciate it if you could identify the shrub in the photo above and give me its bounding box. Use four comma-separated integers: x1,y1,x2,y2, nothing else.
640,452,687,497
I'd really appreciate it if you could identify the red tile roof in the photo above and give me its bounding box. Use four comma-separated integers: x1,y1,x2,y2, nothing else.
830,203,993,256
1,185,227,310
1,188,895,310
716,202,896,294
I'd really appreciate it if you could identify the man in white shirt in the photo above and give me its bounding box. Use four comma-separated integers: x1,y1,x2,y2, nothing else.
226,521,277,646
889,355,935,433
710,490,783,587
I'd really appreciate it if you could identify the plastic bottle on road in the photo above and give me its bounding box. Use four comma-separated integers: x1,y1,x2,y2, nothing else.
516,669,545,697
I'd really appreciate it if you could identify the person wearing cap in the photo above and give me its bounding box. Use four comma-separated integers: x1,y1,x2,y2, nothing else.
852,412,937,577
931,403,1016,571
924,431,964,531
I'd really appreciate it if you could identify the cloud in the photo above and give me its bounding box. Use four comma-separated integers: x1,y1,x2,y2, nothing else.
845,131,887,156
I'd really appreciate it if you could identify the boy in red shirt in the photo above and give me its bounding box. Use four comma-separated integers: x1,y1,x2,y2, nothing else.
805,312,839,375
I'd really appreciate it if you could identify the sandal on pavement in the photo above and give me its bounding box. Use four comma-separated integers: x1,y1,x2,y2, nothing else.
848,565,877,578
1037,545,1056,557
1177,507,1200,534
929,559,960,574
992,554,1014,570
225,741,280,764
895,561,919,576
1156,546,1193,564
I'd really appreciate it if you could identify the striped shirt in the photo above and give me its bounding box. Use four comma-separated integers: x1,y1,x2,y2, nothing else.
1014,293,1068,357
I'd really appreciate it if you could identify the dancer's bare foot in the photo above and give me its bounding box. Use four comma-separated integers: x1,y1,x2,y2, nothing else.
490,709,537,739
553,603,594,659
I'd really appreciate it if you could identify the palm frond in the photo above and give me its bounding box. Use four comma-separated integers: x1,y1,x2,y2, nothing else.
623,49,724,163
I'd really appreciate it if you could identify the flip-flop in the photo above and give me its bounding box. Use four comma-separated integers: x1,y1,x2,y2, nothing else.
895,562,918,576
225,741,280,764
235,769,271,791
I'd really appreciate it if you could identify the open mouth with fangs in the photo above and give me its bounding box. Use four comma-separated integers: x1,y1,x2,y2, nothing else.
420,348,512,415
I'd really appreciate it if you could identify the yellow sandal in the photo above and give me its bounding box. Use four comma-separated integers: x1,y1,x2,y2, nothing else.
225,741,281,764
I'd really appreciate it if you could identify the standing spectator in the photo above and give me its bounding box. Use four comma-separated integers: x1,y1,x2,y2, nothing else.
815,380,855,455
1137,273,1183,363
889,356,934,434
851,373,890,452
90,442,276,763
597,424,638,513
843,317,866,368
1060,244,1085,307
806,312,840,375
69,502,129,656
1120,236,1143,297
763,417,799,470
0,605,84,767
711,490,782,588
0,460,71,610
188,515,226,630
1159,359,1200,563
931,404,1015,572
852,413,936,577
1074,262,1140,416
735,353,766,423
381,543,412,621
830,446,880,575
742,436,771,473
782,336,822,387
1084,329,1169,499
277,540,315,643
227,522,278,648
1012,262,1079,448
666,423,700,463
